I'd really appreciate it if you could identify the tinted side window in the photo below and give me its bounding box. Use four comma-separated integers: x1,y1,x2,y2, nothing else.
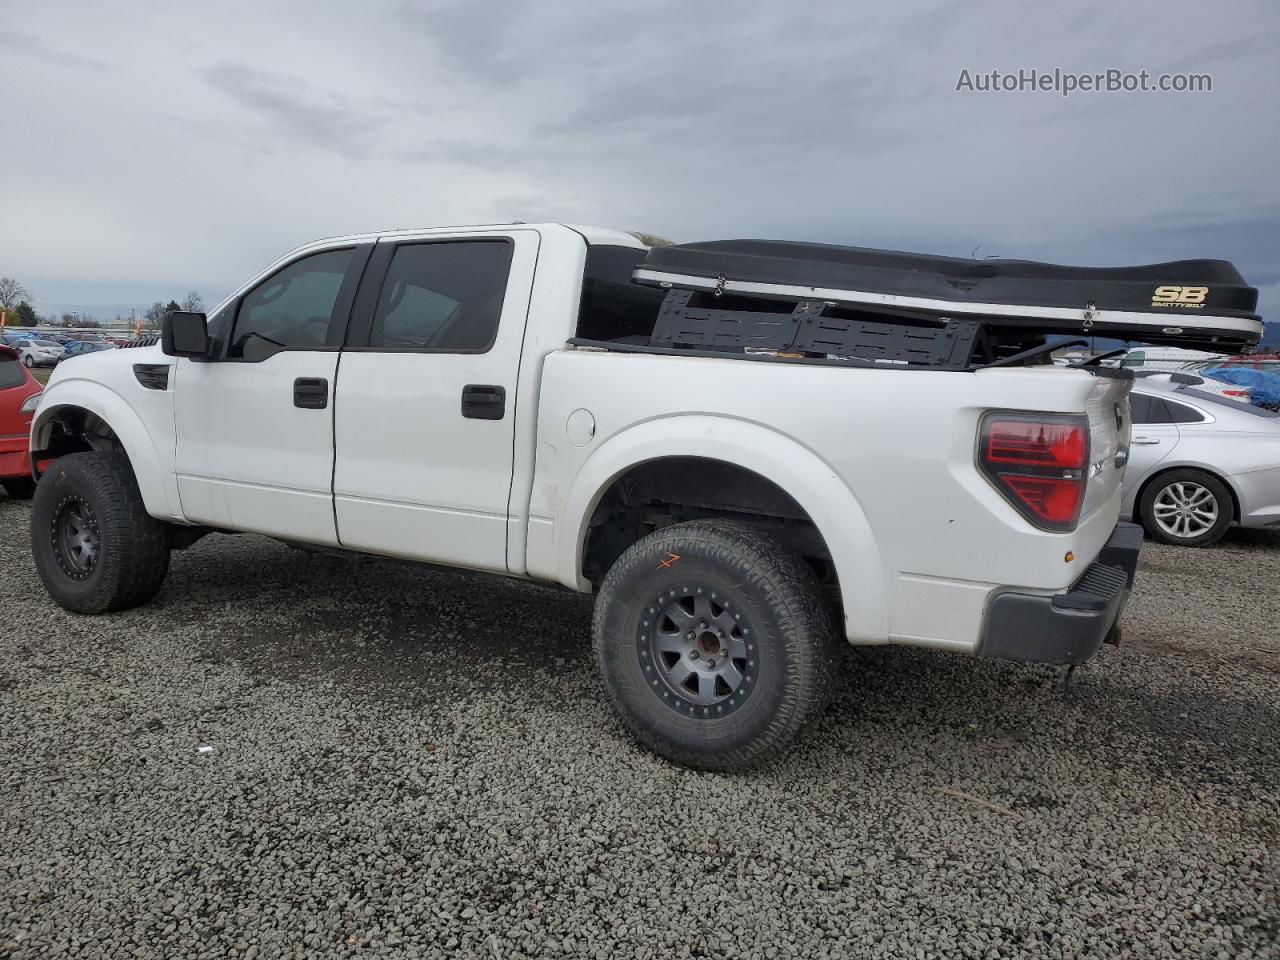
229,248,354,360
1164,399,1206,424
1129,393,1168,424
369,241,512,352
0,355,25,389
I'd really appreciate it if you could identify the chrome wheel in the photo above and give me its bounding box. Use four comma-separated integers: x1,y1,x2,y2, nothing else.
639,585,757,718
1152,481,1218,540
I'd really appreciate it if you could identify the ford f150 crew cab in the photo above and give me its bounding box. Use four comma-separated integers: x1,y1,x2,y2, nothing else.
26,223,1263,769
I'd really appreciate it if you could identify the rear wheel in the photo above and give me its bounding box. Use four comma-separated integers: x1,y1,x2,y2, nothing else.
1139,468,1233,547
23,355,34,367
593,519,837,771
31,452,171,613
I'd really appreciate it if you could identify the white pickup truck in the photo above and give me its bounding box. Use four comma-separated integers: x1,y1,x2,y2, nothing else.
30,223,1262,769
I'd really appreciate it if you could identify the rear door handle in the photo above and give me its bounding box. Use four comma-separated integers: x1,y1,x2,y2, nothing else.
1131,437,1161,445
293,377,329,409
461,384,506,420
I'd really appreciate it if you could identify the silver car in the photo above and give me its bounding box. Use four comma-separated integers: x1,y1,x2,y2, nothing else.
17,339,66,368
1124,377,1280,546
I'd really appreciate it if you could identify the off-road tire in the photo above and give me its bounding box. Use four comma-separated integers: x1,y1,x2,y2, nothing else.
31,452,171,613
593,519,838,771
2,477,35,499
1138,468,1233,547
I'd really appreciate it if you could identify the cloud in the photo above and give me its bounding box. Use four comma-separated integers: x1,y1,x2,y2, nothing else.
0,27,113,71
201,63,389,158
0,0,1276,324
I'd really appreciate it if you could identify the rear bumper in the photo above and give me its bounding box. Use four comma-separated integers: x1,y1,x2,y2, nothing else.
0,433,30,480
978,522,1142,666
1231,466,1280,528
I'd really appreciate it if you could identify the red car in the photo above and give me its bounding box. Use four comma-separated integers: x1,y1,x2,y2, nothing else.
0,343,42,498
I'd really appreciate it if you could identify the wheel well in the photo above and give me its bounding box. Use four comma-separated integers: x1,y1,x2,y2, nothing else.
581,456,842,606
32,406,125,474
1135,465,1240,523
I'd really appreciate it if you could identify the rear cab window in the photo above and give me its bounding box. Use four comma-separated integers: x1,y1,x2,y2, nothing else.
575,245,666,343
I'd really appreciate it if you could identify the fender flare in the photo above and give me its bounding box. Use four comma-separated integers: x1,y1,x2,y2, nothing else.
557,414,888,643
30,378,183,521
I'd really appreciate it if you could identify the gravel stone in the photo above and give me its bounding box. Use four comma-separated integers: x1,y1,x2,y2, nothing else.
0,497,1277,958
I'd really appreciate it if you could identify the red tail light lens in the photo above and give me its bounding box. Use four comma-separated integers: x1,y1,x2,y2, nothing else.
979,413,1090,531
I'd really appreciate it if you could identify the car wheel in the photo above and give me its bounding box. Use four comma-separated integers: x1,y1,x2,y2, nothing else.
593,518,837,771
1139,469,1233,547
31,452,171,613
22,355,34,367
2,477,36,500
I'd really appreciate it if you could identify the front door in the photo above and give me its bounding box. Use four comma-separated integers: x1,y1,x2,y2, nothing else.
332,231,538,571
174,245,368,545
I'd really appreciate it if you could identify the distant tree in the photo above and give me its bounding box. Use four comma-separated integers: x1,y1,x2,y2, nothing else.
181,290,204,313
0,276,30,311
60,313,76,327
79,315,100,329
143,302,167,329
629,231,673,248
14,301,37,326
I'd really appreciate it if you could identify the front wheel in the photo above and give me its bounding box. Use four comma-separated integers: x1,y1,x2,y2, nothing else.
1139,469,1233,547
22,355,34,367
31,452,171,613
593,519,837,771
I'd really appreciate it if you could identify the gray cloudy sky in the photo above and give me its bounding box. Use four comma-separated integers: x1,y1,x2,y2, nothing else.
2,0,1278,321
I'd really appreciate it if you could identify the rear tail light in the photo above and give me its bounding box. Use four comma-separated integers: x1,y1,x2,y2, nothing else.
1223,389,1250,398
978,413,1090,531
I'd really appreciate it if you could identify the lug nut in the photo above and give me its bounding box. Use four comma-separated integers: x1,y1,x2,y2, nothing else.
705,659,716,668
688,650,699,660
686,632,696,641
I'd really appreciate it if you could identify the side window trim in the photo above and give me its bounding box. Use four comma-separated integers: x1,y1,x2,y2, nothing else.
218,243,373,362
342,237,515,354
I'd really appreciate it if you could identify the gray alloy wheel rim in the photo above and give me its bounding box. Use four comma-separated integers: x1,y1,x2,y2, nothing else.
51,495,100,580
1153,481,1218,539
637,585,757,718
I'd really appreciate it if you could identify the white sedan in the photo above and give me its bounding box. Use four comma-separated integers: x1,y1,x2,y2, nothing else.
1123,377,1280,546
16,339,66,367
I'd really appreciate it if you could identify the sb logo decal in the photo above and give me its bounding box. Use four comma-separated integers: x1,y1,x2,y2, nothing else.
1151,285,1208,307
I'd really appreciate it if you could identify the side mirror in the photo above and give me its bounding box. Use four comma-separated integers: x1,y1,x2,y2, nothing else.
162,311,210,358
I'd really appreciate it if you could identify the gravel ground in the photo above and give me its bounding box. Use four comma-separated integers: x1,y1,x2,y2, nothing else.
1,497,1277,959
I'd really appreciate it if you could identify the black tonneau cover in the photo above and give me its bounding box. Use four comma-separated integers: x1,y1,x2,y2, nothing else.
640,240,1260,321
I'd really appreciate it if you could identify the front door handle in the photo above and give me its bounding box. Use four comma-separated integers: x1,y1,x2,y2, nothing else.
293,377,329,409
461,384,506,420
1131,437,1161,445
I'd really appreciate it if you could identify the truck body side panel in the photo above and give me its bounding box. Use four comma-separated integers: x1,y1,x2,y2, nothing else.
528,350,1127,650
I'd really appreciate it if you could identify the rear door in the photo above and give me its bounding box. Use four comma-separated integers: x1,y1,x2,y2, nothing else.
1124,391,1181,491
332,230,538,571
174,245,370,545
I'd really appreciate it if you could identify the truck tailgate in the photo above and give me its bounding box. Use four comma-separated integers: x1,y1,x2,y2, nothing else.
1080,372,1133,521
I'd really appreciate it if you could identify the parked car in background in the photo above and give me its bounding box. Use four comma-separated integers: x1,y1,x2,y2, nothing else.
62,340,118,358
1133,369,1252,404
1183,354,1280,374
1121,347,1226,371
0,344,42,498
1124,378,1280,546
16,339,66,367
